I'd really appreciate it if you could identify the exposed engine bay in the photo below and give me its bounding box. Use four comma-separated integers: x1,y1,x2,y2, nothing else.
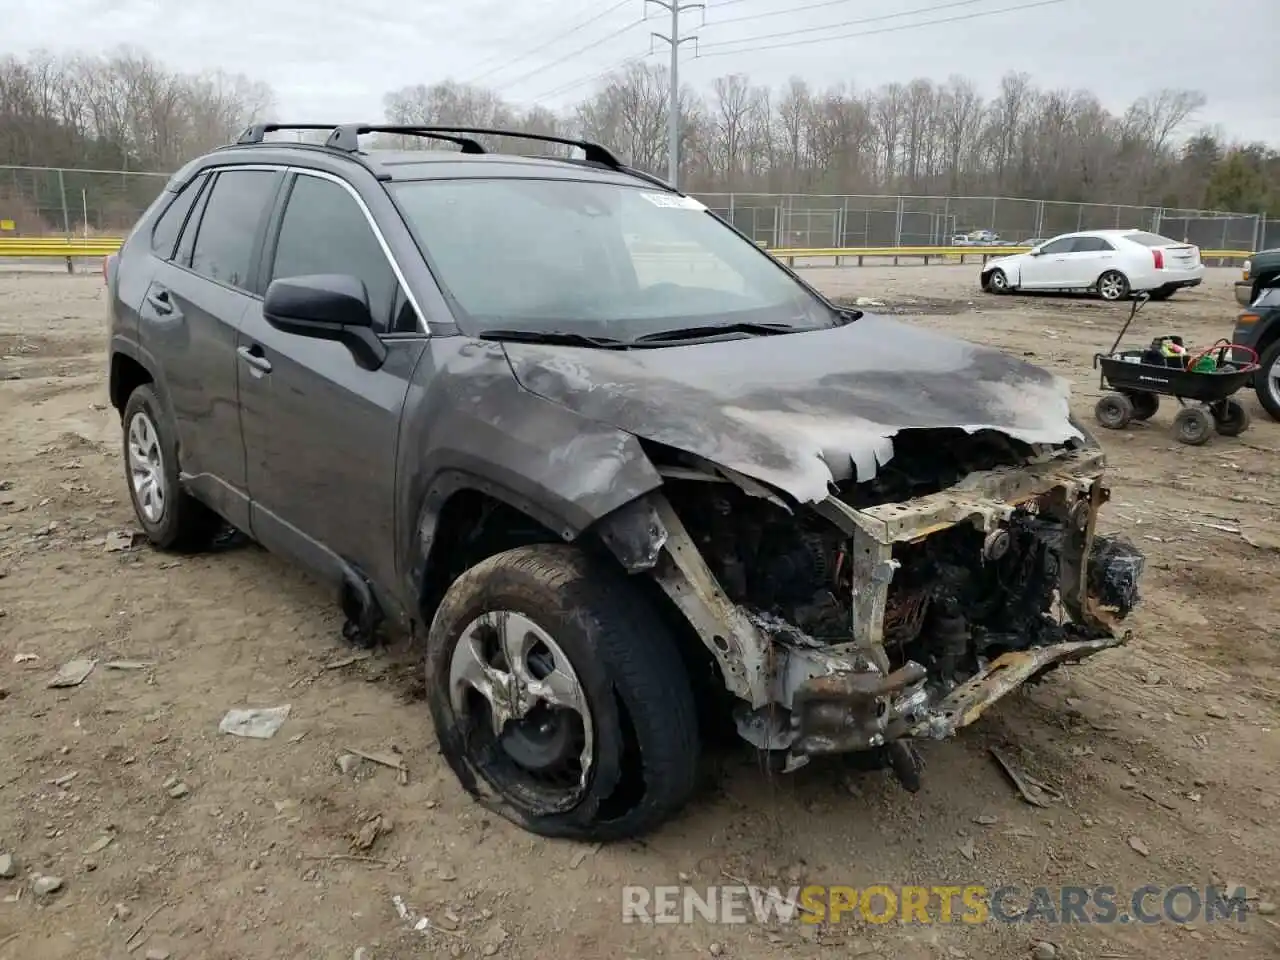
598,428,1145,790
665,429,1137,693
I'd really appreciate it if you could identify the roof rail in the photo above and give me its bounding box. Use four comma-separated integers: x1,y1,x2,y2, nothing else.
233,122,634,181
323,125,487,154
236,123,486,154
327,125,622,169
236,123,341,145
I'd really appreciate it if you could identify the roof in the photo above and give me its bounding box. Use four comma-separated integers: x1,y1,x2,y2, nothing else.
197,123,673,191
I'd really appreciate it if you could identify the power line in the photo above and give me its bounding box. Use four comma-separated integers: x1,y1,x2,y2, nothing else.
463,0,633,87
694,0,1067,57
491,16,646,93
699,0,1046,49
706,0,986,29
526,51,652,103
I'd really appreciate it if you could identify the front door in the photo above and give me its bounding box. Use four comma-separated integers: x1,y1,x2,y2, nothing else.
1018,236,1079,288
236,170,426,597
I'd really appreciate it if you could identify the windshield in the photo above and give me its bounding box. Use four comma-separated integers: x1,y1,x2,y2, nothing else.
389,177,837,339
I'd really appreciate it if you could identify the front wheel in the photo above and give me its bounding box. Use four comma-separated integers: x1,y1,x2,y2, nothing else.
424,544,700,841
985,268,1011,294
1094,393,1133,430
121,385,222,551
1097,270,1131,302
1255,340,1280,422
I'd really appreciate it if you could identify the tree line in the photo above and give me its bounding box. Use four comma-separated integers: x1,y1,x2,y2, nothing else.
1,47,1275,220
384,66,1278,215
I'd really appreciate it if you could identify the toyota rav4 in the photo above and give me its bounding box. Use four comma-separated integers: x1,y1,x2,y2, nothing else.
106,123,1145,841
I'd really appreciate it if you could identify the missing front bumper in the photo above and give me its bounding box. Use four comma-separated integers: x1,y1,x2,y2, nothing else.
789,630,1128,757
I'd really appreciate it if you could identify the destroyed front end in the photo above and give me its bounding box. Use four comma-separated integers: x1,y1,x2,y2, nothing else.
598,431,1145,789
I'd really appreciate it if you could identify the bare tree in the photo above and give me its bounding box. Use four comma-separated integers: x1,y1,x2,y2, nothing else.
2,47,1272,227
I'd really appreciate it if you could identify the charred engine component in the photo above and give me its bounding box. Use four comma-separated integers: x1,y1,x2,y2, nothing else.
884,508,1078,689
925,600,971,693
669,485,846,638
1087,534,1144,616
790,661,928,754
756,531,829,606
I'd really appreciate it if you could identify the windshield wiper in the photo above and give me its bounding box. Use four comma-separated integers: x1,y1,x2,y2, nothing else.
634,321,800,344
477,328,630,349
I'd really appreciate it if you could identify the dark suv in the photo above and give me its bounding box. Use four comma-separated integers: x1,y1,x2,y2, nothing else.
106,124,1144,841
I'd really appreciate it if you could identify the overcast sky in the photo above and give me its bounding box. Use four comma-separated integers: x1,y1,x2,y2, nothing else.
8,0,1278,144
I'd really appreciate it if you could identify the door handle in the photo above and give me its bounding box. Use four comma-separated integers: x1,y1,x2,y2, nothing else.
146,288,174,315
237,344,272,374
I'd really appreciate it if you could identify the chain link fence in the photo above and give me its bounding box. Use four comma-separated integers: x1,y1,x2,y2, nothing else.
1,166,1274,253
697,193,1272,252
0,165,168,237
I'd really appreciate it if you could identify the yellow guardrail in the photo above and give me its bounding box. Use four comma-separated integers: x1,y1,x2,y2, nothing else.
0,236,126,258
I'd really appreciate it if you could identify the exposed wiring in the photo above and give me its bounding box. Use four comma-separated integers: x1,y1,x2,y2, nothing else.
492,17,647,93
526,51,654,104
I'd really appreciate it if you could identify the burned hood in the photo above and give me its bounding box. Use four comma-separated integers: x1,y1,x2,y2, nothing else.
502,313,1083,503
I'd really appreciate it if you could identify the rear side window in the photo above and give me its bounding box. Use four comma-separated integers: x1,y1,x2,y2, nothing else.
268,174,399,330
188,170,279,291
1124,232,1177,247
150,175,206,259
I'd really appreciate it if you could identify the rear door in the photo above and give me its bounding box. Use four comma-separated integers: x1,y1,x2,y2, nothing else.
236,169,427,595
140,166,282,530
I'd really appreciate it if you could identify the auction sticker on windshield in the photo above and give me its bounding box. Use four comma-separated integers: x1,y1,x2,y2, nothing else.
639,193,707,211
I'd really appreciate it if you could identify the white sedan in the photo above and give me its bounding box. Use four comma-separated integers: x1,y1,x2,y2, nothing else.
979,229,1205,301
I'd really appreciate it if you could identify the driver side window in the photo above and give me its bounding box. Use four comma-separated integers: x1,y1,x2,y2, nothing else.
269,174,409,332
1039,237,1076,255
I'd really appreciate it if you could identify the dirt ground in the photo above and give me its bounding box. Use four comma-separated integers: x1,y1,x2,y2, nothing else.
1,265,1277,960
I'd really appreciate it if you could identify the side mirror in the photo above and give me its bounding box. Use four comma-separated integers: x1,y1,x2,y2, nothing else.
264,274,386,370
1029,247,1043,256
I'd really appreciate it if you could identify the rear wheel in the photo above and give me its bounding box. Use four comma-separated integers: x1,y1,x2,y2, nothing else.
1122,391,1159,421
424,544,700,841
1213,398,1250,437
121,385,222,551
1172,406,1212,446
1255,340,1280,422
985,268,1011,294
1094,393,1133,430
1097,270,1131,302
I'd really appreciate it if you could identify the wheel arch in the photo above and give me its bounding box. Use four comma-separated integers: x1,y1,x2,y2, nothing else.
1096,267,1130,286
1253,315,1280,359
410,471,674,624
109,348,155,416
409,478,728,723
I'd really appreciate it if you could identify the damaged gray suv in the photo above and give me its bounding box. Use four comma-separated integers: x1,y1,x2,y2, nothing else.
106,124,1145,841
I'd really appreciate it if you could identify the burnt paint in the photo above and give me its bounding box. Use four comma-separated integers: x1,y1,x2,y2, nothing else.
505,314,1082,503
394,338,664,607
